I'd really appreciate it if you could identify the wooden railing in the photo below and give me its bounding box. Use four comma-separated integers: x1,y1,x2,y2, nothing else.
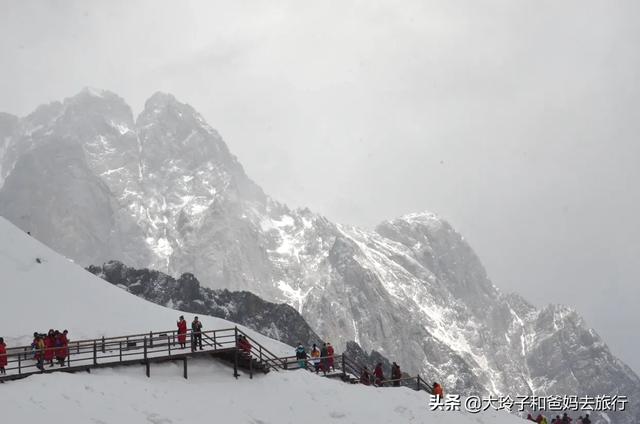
0,327,282,382
268,352,434,394
0,327,436,396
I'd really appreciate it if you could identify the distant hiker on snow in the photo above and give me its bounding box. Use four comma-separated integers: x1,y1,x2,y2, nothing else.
295,343,307,369
177,316,188,349
0,337,7,374
191,317,203,351
390,362,401,387
374,363,385,386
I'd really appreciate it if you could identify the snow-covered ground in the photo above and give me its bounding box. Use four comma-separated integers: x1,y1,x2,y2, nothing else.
0,217,524,423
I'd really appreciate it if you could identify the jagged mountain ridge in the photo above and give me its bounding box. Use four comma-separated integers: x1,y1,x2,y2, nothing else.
86,260,321,349
0,88,637,424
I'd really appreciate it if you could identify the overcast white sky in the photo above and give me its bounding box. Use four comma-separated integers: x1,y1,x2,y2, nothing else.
1,0,639,373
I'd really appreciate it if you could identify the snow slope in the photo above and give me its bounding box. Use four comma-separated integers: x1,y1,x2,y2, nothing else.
0,216,289,354
0,217,524,424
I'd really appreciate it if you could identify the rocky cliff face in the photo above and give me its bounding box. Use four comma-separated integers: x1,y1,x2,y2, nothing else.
1,89,637,424
86,260,321,349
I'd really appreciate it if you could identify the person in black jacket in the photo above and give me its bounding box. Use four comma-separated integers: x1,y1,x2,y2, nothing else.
191,317,203,351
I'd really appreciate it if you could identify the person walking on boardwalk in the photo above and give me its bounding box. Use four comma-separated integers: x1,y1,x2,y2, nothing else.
326,342,335,371
432,382,444,398
33,335,45,371
360,366,371,385
0,337,7,374
390,362,401,387
55,330,69,367
310,343,321,373
373,362,385,386
295,343,307,369
44,330,56,367
191,317,203,351
177,316,188,349
320,343,329,375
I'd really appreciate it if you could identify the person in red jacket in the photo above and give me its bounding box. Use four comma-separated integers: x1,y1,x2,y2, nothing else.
55,330,69,367
0,337,7,374
432,382,444,398
177,316,188,349
373,363,385,386
44,330,56,367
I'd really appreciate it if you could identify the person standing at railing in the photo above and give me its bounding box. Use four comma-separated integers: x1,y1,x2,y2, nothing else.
320,343,329,375
191,317,203,351
326,342,335,371
310,343,321,373
44,330,56,368
177,316,188,349
374,363,385,387
295,343,307,369
55,330,69,367
391,362,401,387
33,335,45,371
0,337,7,374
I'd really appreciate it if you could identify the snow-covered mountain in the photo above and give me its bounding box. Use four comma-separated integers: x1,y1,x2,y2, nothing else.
0,213,526,424
0,89,637,424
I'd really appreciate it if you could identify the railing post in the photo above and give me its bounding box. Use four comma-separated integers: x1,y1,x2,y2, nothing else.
416,376,420,390
144,337,150,378
149,331,153,348
168,335,171,357
233,327,239,379
18,355,22,375
213,331,216,349
119,341,122,362
183,357,188,379
249,353,253,379
93,341,97,365
101,336,105,353
342,354,346,378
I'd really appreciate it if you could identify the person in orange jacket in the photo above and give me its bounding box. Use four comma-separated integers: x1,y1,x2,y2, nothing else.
432,382,444,397
326,342,335,371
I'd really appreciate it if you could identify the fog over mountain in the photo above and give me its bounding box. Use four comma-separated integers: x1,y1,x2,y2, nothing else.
0,90,637,424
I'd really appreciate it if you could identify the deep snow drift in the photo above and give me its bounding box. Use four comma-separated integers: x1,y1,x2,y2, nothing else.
0,216,523,423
